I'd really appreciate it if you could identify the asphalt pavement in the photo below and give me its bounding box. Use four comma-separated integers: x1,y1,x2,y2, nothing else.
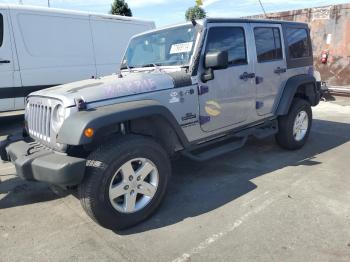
0,96,349,262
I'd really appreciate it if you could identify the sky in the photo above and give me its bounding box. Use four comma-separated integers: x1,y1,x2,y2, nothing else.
1,0,349,26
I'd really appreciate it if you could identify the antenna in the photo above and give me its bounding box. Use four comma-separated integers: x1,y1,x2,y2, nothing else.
258,0,268,18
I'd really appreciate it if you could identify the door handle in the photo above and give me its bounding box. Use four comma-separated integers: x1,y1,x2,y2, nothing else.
240,72,255,81
274,67,286,74
0,60,10,64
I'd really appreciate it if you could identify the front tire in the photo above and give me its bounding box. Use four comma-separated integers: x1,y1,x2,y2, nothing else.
276,98,312,150
78,135,171,230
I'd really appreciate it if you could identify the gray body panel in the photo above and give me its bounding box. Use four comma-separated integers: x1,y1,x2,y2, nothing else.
197,23,256,132
29,72,175,107
251,23,288,116
58,99,192,146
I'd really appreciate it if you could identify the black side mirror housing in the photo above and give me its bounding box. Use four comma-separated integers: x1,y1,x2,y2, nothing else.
204,51,228,70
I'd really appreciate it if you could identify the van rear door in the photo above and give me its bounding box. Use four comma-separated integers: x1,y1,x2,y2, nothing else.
0,8,15,112
90,16,154,77
11,10,96,95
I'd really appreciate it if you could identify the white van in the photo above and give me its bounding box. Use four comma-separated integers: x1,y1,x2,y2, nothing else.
0,4,155,112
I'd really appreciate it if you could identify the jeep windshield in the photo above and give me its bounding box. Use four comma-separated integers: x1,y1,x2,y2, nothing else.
121,25,198,69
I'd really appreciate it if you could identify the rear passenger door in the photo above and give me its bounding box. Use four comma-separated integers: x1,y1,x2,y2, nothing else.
0,9,15,111
252,23,287,116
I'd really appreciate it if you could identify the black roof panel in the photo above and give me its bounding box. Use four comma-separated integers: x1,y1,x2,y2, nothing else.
205,18,308,27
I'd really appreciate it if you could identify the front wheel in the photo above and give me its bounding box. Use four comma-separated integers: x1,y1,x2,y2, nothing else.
276,98,312,150
78,135,171,230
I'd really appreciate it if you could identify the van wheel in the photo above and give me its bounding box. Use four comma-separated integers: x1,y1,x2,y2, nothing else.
78,135,171,230
276,98,312,150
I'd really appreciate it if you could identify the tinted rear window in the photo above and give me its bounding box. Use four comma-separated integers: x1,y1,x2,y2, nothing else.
0,14,3,47
287,28,310,59
254,27,282,62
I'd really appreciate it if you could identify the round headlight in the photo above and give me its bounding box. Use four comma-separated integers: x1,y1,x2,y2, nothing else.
52,104,66,132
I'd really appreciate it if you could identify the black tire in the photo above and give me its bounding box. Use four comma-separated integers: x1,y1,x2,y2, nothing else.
276,98,312,150
78,135,171,230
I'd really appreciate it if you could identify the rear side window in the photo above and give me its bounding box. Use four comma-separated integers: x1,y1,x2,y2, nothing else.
286,28,310,59
206,27,247,66
254,27,282,63
0,14,3,47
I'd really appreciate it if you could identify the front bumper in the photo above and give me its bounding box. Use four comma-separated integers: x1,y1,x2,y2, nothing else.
0,135,86,186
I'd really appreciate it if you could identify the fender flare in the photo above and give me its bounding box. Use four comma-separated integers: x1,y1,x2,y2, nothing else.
57,100,190,147
276,74,319,115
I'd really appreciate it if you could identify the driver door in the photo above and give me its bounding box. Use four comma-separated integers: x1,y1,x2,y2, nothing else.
198,24,255,132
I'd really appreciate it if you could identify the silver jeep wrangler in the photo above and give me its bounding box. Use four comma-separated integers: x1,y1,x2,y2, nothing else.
1,18,320,230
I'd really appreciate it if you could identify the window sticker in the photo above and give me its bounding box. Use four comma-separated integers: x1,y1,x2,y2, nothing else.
170,42,193,54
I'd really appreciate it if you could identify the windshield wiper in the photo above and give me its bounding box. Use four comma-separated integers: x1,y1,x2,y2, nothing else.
120,65,134,70
140,63,163,68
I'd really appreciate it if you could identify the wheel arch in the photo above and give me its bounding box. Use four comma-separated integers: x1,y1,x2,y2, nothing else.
57,100,190,151
128,115,185,156
276,74,320,116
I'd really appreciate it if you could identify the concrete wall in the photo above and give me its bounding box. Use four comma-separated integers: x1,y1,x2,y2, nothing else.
246,4,350,87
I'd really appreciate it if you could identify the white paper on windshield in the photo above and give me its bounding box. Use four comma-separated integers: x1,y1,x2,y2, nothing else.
170,42,193,54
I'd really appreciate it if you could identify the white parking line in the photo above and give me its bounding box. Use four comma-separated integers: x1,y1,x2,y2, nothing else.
241,190,270,207
172,177,306,262
172,197,276,262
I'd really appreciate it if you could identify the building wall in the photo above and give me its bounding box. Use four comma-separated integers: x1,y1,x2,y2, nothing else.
247,4,350,87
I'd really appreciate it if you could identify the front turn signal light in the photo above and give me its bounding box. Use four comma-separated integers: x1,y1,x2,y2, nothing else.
84,128,94,138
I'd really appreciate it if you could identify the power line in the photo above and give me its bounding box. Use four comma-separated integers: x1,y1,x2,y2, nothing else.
258,0,267,18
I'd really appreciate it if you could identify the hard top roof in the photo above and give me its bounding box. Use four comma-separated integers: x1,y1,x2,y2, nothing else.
205,17,308,27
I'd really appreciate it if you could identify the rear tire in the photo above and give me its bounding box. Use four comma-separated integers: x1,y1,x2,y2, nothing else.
78,135,171,230
276,98,312,150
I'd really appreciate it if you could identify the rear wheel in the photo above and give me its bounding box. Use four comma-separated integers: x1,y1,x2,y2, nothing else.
276,98,312,150
78,135,171,230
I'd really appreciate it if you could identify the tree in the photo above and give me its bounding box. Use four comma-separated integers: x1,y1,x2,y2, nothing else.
110,0,132,17
185,5,206,21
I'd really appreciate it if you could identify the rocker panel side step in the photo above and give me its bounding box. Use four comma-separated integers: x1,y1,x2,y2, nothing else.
182,136,247,162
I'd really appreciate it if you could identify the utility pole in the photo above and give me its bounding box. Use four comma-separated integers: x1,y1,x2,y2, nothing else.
48,0,50,7
258,0,267,18
19,0,23,4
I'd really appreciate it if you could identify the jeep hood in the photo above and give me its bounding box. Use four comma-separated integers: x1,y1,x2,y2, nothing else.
28,72,176,107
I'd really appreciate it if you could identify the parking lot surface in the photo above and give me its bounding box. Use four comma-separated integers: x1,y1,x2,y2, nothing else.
1,96,350,262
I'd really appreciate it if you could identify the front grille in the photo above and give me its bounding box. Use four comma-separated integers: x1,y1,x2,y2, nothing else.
26,97,62,146
27,103,52,142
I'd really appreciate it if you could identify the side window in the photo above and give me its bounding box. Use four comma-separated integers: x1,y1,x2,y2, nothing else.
254,27,282,63
286,28,310,59
0,13,3,47
205,27,247,66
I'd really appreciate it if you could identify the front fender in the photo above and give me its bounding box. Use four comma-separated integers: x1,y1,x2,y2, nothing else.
57,100,189,146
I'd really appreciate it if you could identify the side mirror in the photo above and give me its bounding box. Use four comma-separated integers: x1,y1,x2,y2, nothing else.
201,51,228,82
204,51,228,70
